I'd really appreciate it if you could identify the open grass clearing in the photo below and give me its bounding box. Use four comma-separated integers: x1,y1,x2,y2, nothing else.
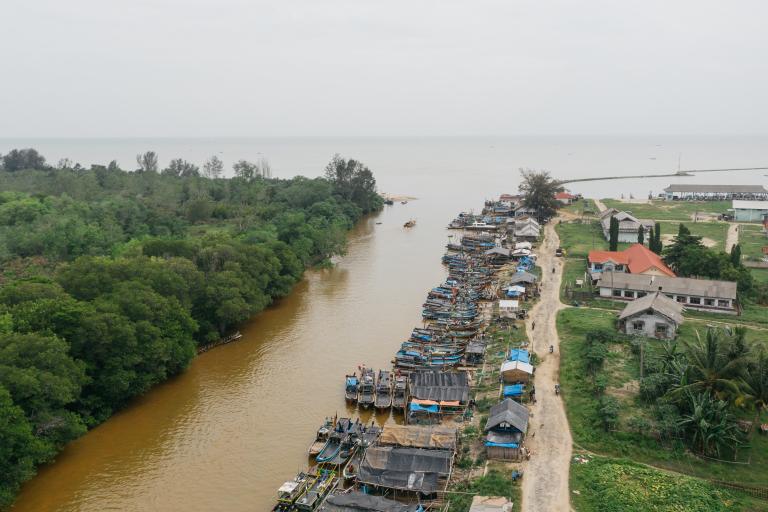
602,199,731,222
739,223,767,262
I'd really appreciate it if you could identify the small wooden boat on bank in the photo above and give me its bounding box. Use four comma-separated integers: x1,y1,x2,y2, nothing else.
374,370,392,410
358,367,375,408
294,468,338,511
307,417,333,457
316,418,351,463
272,471,310,511
344,374,359,403
392,374,407,410
342,423,381,481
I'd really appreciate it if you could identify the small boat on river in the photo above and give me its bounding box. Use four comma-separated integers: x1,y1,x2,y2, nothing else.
358,367,375,408
392,374,407,410
272,471,310,511
294,467,338,511
403,219,416,228
307,417,333,457
316,418,352,463
374,370,392,410
342,423,381,481
344,374,359,403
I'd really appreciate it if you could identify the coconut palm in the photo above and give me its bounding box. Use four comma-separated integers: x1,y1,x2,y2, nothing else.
741,349,768,429
677,391,741,457
667,328,746,403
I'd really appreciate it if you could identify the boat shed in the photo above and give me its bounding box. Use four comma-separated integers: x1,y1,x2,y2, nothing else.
378,424,458,451
469,496,513,512
664,184,768,201
500,360,533,383
319,492,421,511
484,399,529,460
509,271,537,285
618,291,683,339
732,200,768,222
357,446,453,494
465,341,486,365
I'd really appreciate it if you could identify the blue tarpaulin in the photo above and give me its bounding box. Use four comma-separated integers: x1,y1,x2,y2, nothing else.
484,441,519,448
346,377,358,385
503,384,525,397
409,402,439,413
508,349,530,364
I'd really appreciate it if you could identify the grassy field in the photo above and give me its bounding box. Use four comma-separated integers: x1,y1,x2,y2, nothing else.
556,221,608,258
657,221,730,251
570,455,757,512
561,198,598,217
446,469,521,511
752,268,768,284
602,199,731,222
739,223,766,261
557,307,768,487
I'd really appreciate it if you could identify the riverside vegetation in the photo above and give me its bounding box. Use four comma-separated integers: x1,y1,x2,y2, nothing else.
0,149,382,508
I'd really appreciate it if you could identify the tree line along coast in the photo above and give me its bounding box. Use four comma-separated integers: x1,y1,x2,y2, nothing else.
0,148,382,509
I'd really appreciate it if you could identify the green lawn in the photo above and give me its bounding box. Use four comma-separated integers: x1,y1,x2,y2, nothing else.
562,199,598,218
556,221,608,258
446,470,521,511
602,200,731,222
751,268,768,284
657,221,730,251
739,224,767,261
570,455,758,512
558,307,768,487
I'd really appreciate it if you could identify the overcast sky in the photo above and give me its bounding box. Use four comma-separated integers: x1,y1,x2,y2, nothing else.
1,0,766,137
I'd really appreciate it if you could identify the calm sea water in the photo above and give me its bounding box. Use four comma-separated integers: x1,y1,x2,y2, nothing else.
4,135,768,512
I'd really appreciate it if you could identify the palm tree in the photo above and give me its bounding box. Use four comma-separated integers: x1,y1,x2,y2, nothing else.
741,349,768,433
677,392,741,457
667,328,746,403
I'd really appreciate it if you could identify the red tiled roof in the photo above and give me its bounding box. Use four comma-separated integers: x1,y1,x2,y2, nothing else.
555,192,576,200
588,244,675,277
588,250,629,265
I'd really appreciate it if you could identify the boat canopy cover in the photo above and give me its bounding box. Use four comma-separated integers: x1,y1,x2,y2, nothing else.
278,480,301,493
411,398,438,406
357,446,452,492
409,402,438,413
320,491,421,511
508,349,530,364
503,384,525,397
410,370,470,403
500,360,533,376
346,377,358,385
379,425,457,450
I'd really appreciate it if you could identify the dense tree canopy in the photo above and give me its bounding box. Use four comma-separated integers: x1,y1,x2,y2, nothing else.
0,149,382,509
518,169,563,222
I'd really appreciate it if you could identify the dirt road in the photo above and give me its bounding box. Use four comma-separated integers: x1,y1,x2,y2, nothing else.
593,199,608,212
521,222,573,512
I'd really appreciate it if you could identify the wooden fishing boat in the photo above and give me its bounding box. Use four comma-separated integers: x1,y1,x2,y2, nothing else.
316,418,351,463
403,219,416,228
294,467,338,511
344,373,359,403
272,471,310,511
374,370,392,410
307,417,333,457
357,367,375,408
392,374,407,410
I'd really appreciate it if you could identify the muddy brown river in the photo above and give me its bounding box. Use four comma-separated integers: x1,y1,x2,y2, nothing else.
12,201,456,512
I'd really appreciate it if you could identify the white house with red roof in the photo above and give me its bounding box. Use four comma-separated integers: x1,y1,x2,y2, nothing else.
588,244,675,282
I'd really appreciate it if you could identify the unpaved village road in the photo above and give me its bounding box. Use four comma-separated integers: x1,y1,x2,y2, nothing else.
521,221,573,512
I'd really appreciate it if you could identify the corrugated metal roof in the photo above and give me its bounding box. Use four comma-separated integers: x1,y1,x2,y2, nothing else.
732,200,768,210
664,184,767,193
597,272,737,300
485,399,529,433
618,291,684,324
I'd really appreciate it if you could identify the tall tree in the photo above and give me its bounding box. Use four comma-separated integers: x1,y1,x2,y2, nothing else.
163,159,199,177
518,169,563,222
637,224,645,245
232,160,258,180
203,155,224,179
2,149,46,172
0,385,41,509
652,222,663,253
609,216,619,251
730,243,742,267
648,226,656,251
662,224,702,273
135,151,158,173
